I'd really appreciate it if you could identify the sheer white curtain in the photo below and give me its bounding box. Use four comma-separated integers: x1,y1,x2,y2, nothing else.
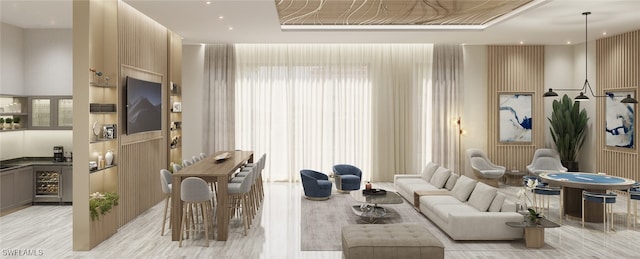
234,44,433,182
203,44,235,153
431,45,464,173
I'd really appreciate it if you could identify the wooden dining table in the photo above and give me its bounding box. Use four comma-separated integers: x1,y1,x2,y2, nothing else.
171,150,254,241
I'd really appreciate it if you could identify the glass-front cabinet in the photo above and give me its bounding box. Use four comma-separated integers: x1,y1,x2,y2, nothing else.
0,95,28,131
28,96,73,130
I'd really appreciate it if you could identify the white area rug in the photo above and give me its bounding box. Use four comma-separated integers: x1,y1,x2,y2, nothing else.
300,190,433,251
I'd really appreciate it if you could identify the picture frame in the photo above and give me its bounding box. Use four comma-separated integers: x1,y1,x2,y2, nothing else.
172,102,182,112
605,90,635,149
103,124,117,139
498,93,532,143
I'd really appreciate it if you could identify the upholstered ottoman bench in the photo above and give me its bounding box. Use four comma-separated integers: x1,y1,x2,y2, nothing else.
341,223,444,259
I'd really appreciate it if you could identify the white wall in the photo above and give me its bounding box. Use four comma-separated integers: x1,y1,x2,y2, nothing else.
0,130,72,160
23,28,73,95
181,45,205,160
461,45,488,178
1,23,25,95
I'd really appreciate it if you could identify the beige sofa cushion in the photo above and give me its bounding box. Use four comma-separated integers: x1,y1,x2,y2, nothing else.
488,193,506,212
429,167,451,188
421,162,440,182
451,175,477,202
444,173,459,191
467,182,498,212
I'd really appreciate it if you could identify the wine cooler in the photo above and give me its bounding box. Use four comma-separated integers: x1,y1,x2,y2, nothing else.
34,169,62,203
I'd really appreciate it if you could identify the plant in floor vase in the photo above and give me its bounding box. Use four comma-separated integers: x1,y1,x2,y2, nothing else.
517,178,542,223
89,191,119,221
548,94,589,171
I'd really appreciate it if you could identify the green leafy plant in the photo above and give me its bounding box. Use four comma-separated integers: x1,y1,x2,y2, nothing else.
89,192,119,221
548,94,589,165
0,118,4,124
12,117,20,124
5,118,12,124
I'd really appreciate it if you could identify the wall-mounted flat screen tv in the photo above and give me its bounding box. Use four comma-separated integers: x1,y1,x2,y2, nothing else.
125,76,162,135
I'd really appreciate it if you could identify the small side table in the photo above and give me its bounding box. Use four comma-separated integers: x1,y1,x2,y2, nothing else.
504,169,526,186
506,218,560,248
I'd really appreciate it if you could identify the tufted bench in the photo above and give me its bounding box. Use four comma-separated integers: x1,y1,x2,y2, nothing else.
341,223,444,259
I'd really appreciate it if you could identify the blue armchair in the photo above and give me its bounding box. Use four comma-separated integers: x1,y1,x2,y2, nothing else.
332,164,362,192
300,169,332,200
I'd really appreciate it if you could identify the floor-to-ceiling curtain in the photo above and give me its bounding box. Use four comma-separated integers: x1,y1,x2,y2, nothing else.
203,44,236,153
234,44,433,182
431,45,464,173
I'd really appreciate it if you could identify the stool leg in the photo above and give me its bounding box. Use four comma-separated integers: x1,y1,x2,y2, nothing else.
582,196,585,228
179,203,187,247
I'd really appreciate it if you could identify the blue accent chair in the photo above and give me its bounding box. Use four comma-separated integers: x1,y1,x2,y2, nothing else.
300,169,332,200
333,164,362,192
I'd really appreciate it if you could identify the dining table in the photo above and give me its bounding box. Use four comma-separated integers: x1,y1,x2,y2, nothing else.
538,172,635,223
171,150,254,241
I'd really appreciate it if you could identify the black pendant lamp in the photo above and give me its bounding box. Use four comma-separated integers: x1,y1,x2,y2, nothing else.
543,12,638,104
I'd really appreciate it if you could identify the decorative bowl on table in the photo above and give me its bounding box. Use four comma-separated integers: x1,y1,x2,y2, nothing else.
214,152,231,161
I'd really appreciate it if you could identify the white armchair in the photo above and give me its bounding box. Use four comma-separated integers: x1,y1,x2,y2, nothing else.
467,148,505,187
526,148,568,175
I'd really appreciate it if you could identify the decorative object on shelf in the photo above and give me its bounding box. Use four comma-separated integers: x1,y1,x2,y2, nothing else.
98,155,105,169
170,121,182,131
517,177,542,222
92,121,101,141
170,135,181,149
89,67,105,85
89,191,119,221
12,116,21,129
4,118,12,130
548,94,589,171
103,124,116,139
172,102,182,112
89,161,98,171
365,181,372,190
105,150,114,166
499,93,532,143
90,103,116,113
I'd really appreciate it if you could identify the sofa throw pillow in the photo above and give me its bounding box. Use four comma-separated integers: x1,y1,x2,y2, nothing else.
429,167,451,188
467,182,498,212
421,162,440,182
444,173,459,191
488,192,506,212
451,175,477,202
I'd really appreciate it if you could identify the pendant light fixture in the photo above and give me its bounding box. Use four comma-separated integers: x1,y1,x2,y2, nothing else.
543,12,638,104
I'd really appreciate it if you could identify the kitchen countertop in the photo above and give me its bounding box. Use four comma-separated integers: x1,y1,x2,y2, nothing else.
0,157,72,172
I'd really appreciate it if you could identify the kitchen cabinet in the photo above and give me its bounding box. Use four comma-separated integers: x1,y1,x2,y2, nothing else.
28,96,73,130
0,167,34,212
61,166,73,203
0,95,27,131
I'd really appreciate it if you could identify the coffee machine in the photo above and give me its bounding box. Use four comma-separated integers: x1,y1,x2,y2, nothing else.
54,146,64,162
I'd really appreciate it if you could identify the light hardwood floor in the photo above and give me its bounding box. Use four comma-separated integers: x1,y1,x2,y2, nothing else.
1,182,639,258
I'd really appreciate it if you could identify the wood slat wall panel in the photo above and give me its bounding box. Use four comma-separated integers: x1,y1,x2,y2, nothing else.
596,29,640,182
117,2,168,227
487,46,545,171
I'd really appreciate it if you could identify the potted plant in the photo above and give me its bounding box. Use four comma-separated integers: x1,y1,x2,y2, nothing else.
12,117,21,129
5,118,12,130
0,118,4,130
547,94,589,171
89,191,119,221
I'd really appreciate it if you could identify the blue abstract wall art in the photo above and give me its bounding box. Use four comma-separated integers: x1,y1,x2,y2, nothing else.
499,93,532,142
605,91,635,148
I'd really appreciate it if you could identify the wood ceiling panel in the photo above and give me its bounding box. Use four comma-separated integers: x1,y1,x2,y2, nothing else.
276,0,533,26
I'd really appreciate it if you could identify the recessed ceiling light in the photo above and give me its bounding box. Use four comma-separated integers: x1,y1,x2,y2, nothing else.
228,26,233,31
205,1,212,4
519,41,524,45
602,32,607,36
218,16,224,20
567,41,571,44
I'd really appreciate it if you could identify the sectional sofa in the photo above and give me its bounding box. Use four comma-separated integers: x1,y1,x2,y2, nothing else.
394,162,523,241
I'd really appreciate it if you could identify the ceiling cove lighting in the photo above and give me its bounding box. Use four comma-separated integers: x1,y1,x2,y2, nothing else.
544,12,638,104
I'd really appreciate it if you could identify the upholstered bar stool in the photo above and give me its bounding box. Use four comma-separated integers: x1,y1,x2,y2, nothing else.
183,159,193,167
533,185,563,223
192,155,202,162
231,166,258,221
172,163,182,173
228,168,255,236
179,177,215,247
582,191,617,233
159,169,172,236
627,186,640,228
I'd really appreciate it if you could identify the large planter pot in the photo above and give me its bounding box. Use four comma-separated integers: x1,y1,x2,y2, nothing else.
562,161,579,172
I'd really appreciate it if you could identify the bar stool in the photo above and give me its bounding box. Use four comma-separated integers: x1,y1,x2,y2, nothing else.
179,177,215,247
228,168,255,236
533,184,562,223
582,191,617,233
193,155,202,162
183,159,193,167
159,169,172,236
172,163,182,173
627,186,640,228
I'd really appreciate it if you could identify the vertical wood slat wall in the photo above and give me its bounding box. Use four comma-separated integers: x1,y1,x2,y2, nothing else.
117,3,168,227
596,29,640,181
487,46,545,171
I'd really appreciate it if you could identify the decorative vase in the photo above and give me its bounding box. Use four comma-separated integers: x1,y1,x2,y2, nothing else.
105,150,114,166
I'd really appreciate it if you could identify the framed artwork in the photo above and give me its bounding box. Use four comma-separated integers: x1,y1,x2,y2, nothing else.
499,93,532,142
605,91,635,148
172,102,182,112
103,124,117,139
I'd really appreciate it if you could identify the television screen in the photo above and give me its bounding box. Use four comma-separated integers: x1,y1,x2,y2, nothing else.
126,76,162,134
